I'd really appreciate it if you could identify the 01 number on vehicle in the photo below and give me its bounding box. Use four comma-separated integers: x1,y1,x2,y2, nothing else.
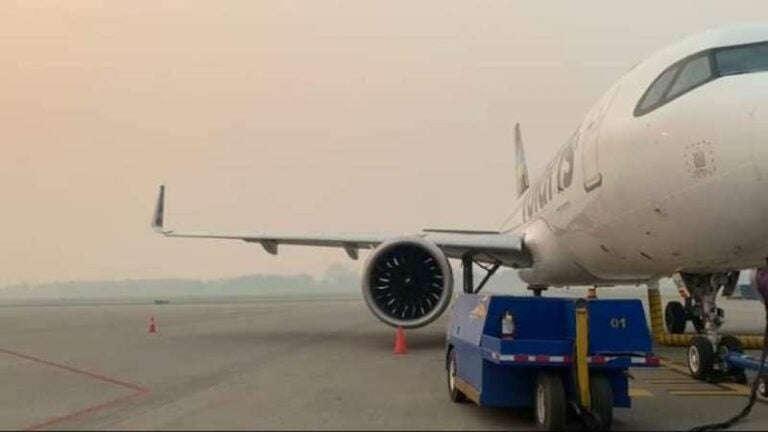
610,317,628,329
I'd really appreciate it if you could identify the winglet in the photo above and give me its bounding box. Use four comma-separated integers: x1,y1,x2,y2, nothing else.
514,123,530,198
152,185,166,232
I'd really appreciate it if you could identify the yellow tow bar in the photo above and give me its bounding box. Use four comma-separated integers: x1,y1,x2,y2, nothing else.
575,299,591,409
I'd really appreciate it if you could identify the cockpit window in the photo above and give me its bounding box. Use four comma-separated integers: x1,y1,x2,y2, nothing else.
714,42,768,76
635,41,768,116
636,65,678,114
666,54,713,99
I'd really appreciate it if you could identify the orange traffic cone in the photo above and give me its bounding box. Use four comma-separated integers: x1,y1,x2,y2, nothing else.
148,316,157,333
587,286,597,299
394,326,407,355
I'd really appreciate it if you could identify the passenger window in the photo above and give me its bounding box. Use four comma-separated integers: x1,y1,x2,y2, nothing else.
715,43,768,76
637,65,678,113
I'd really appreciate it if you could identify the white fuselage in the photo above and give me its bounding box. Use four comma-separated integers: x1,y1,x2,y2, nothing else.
502,25,768,287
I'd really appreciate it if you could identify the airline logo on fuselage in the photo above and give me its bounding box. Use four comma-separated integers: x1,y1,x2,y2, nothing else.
522,139,576,222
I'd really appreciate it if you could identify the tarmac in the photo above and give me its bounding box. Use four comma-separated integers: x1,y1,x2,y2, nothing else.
1,295,767,430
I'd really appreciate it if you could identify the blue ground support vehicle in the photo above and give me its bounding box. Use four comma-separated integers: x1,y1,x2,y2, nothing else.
445,295,659,431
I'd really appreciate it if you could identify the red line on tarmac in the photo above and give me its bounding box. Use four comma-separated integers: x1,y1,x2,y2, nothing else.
0,348,147,392
22,389,148,432
0,347,150,431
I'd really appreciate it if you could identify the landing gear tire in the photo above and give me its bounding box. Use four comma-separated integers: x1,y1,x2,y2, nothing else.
534,372,566,431
665,301,687,334
688,336,715,381
447,349,466,403
589,374,613,430
719,335,746,383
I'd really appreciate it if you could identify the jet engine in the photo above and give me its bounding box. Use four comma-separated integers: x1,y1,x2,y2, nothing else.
361,237,453,329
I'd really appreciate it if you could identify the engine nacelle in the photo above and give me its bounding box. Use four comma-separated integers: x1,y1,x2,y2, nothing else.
361,237,453,329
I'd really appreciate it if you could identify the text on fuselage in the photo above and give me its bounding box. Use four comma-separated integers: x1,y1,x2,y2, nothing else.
522,140,575,222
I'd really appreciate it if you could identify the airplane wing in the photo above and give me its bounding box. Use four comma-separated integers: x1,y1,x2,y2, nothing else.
151,185,531,267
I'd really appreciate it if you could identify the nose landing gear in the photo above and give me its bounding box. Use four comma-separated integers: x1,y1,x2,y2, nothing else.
665,272,737,336
673,271,756,382
663,272,736,380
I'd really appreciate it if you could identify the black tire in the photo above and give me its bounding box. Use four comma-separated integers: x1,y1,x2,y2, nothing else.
534,372,566,431
719,335,746,381
665,301,687,334
590,374,613,430
688,336,715,380
447,349,467,403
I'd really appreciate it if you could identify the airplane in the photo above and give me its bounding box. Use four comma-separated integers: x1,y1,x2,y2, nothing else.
152,24,768,344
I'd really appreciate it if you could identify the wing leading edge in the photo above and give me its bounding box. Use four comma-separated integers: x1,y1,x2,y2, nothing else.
151,185,531,267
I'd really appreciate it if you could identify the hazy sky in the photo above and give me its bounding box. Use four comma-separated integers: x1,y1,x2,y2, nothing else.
2,1,767,285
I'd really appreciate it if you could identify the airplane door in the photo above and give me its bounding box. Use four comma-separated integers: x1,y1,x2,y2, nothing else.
581,84,620,192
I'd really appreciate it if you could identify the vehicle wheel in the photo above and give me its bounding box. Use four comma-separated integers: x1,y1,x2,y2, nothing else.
590,374,613,430
665,301,687,334
534,372,566,431
447,349,466,403
688,336,715,380
719,335,746,381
